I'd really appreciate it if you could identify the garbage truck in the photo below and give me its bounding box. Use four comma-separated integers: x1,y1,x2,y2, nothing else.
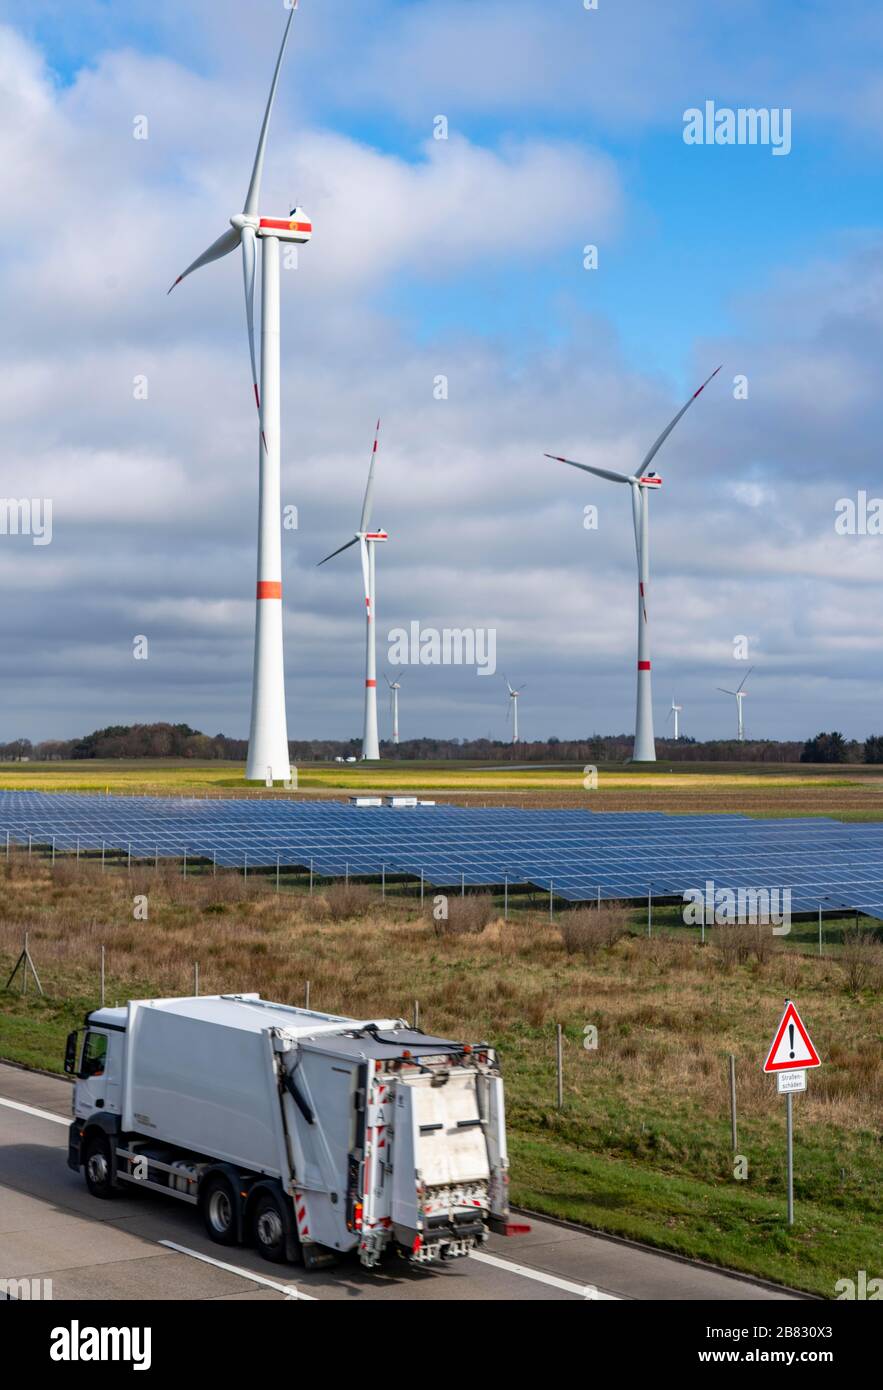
65,994,519,1269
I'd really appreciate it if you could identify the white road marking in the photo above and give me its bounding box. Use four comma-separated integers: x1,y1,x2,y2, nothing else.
472,1249,620,1299
159,1240,318,1300
0,1096,69,1126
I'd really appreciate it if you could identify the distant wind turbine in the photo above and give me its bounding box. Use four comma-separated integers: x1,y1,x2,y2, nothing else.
318,421,388,761
168,4,311,783
386,672,403,745
546,366,721,763
668,698,683,741
505,677,526,744
718,667,753,741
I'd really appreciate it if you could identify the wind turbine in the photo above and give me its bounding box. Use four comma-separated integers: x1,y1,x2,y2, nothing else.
505,677,526,744
668,698,683,740
718,667,753,742
385,672,403,745
546,366,721,763
318,421,388,761
168,4,311,783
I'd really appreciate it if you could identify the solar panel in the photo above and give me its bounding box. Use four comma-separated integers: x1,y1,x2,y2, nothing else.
0,790,881,922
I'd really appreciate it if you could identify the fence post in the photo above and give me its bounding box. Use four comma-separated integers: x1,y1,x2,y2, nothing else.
276,855,280,893
414,999,420,1029
381,864,386,899
818,904,823,957
309,859,314,896
647,884,652,937
728,1054,737,1152
51,836,56,867
504,875,508,922
549,881,554,924
100,945,105,1008
556,1024,564,1109
304,980,311,1010
194,962,199,997
101,841,105,871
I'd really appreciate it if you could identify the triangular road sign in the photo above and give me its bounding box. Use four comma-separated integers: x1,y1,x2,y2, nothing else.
763,1001,821,1072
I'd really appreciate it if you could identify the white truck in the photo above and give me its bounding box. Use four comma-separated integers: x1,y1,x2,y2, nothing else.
65,994,519,1270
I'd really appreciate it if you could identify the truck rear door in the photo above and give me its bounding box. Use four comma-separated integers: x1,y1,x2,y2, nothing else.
391,1070,490,1233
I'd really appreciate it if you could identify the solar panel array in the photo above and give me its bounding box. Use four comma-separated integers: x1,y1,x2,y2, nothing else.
1,790,882,921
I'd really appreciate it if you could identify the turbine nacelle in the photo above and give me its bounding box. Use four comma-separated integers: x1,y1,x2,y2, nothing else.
257,209,313,243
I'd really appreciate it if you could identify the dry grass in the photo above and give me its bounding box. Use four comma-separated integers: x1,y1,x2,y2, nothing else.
1,852,880,1131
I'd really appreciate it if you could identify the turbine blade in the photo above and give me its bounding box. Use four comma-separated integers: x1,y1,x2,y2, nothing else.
545,454,631,485
168,226,240,293
243,5,298,217
241,226,259,407
717,688,737,695
360,419,381,532
359,536,371,608
317,536,359,567
736,666,754,694
637,365,722,473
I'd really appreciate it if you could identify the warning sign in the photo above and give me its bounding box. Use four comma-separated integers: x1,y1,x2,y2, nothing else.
763,1001,821,1073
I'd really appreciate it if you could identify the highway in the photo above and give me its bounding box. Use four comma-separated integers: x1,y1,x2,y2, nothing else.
0,1063,800,1302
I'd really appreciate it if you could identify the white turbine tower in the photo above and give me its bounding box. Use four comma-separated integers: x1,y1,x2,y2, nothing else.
719,667,753,742
169,5,310,783
386,672,403,745
668,698,683,740
546,366,721,763
505,677,526,744
318,422,388,761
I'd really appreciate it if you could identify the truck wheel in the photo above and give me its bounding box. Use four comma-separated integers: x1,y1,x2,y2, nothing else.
84,1133,115,1199
202,1174,238,1246
251,1188,290,1264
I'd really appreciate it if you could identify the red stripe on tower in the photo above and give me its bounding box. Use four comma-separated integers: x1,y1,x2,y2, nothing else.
257,581,282,600
366,679,377,688
638,661,651,670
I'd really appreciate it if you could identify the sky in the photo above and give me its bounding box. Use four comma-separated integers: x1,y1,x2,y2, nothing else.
0,0,882,747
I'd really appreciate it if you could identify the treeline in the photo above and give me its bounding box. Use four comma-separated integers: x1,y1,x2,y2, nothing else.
1,724,248,762
2,723,882,764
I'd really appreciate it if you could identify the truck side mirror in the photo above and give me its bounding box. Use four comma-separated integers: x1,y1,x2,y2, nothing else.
64,1030,78,1076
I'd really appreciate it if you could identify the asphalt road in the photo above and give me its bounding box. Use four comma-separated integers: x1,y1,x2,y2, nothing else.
0,1063,800,1302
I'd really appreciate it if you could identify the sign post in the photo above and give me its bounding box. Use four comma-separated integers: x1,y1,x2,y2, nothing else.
762,999,821,1227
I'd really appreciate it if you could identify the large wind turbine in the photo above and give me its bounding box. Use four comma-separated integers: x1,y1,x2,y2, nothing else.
168,4,311,783
385,672,403,745
546,366,721,763
719,667,753,741
318,422,388,761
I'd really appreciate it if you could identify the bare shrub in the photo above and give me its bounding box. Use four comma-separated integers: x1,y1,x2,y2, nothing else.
432,894,496,937
840,926,883,995
642,936,695,973
558,906,630,959
713,923,773,970
319,883,377,923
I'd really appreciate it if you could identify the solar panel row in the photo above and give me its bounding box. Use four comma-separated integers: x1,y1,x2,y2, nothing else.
1,790,881,921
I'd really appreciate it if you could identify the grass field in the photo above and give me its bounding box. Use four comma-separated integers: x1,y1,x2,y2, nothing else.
1,851,880,1297
3,757,883,819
